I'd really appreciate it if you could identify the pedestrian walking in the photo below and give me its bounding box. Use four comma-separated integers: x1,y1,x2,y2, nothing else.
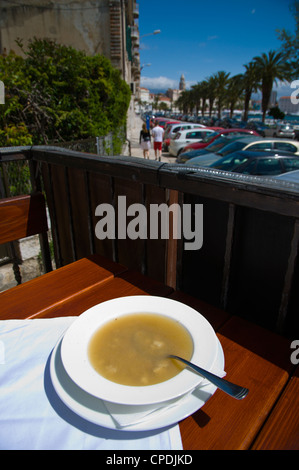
139,123,151,159
151,120,164,161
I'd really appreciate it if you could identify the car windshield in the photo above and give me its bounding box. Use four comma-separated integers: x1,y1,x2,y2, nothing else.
205,137,232,152
217,140,248,156
188,154,221,166
201,131,218,143
212,152,250,170
282,158,299,171
186,131,202,139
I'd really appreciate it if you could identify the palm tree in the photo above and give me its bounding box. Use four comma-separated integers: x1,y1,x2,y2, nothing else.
206,75,217,117
253,50,290,122
198,80,209,117
242,61,259,121
190,83,202,116
226,74,244,118
176,90,192,114
213,71,230,118
276,1,299,78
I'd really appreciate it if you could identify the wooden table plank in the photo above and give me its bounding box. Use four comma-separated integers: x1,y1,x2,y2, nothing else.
0,255,127,320
22,271,174,319
1,258,296,450
116,270,173,298
169,291,231,332
179,316,293,450
251,366,299,450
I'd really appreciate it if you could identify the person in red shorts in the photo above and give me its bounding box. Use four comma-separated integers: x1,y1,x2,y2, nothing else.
151,120,164,161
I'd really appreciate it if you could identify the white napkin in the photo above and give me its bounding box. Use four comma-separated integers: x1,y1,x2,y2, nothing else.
0,317,182,450
103,356,226,429
103,395,189,429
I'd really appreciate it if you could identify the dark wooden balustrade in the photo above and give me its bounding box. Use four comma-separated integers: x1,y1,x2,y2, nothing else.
1,145,299,337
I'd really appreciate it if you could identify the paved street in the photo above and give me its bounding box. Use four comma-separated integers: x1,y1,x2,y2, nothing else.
127,113,176,163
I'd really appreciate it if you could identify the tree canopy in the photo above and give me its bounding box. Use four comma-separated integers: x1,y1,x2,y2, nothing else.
276,1,299,78
0,38,131,147
175,48,293,122
175,4,298,122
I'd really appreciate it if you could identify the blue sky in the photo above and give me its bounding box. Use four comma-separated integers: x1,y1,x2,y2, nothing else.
138,0,296,97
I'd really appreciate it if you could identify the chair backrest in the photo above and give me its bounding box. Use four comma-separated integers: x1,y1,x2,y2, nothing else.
0,192,52,284
0,193,48,244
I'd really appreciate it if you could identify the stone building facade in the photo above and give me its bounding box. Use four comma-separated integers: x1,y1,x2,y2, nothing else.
0,0,141,291
0,0,140,88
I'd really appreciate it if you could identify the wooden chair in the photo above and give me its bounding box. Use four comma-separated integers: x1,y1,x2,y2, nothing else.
0,193,52,285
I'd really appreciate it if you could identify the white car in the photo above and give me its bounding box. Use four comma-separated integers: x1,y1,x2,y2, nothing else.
273,124,296,139
275,169,299,184
163,122,205,151
169,128,215,157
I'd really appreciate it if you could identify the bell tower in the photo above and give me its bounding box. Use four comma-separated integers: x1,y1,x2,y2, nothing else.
179,74,186,91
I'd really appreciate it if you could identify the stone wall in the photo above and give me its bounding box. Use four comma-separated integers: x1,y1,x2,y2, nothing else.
0,235,45,292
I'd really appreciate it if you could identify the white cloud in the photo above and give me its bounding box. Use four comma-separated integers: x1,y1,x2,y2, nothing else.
207,35,218,41
140,43,150,51
198,35,218,48
186,80,197,89
140,75,196,92
140,76,178,90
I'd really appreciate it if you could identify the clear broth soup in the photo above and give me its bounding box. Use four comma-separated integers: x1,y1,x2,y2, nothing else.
88,313,193,386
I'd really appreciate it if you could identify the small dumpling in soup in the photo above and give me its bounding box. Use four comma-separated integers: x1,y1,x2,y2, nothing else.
88,313,193,386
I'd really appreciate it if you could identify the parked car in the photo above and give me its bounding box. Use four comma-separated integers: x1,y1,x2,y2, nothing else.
169,128,216,157
246,122,297,139
163,122,205,151
245,121,275,137
151,117,180,129
275,169,299,184
182,128,259,153
188,149,299,176
213,117,246,129
273,124,296,139
186,137,299,165
176,134,250,163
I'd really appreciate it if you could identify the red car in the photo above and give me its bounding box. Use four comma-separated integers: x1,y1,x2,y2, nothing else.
150,117,180,129
182,128,260,153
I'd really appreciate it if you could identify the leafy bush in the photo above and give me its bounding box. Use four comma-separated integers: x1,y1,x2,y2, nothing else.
0,38,131,147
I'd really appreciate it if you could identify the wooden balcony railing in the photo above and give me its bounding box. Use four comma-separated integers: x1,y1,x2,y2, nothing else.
1,145,299,337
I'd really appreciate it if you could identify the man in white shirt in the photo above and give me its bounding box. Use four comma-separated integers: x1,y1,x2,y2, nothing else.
151,121,164,161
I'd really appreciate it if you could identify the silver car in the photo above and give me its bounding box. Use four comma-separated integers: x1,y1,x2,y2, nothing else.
169,128,215,157
163,122,205,151
187,137,299,166
273,124,296,139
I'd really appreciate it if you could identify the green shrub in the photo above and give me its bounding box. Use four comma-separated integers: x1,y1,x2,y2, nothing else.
0,38,131,146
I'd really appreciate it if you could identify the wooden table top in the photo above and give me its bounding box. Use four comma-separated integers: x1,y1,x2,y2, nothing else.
1,254,298,450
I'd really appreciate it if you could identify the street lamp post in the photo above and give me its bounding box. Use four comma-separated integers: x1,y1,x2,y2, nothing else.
139,30,161,117
140,30,161,39
140,63,151,72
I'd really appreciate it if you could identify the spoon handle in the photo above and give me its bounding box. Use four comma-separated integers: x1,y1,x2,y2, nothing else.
169,355,249,400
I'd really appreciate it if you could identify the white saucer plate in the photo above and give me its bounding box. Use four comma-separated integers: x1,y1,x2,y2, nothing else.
60,296,219,406
49,335,224,432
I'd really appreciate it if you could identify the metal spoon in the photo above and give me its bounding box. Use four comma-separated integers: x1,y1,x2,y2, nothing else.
169,355,249,400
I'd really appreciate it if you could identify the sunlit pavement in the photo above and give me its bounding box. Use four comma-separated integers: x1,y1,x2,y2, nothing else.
127,114,176,164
